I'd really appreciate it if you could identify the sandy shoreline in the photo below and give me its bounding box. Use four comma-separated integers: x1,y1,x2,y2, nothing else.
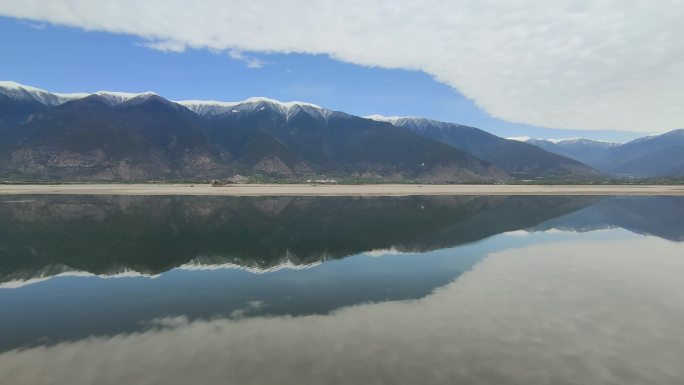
0,183,683,196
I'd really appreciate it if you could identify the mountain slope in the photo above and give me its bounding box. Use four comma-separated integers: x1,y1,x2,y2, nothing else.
0,82,507,182
0,94,224,180
601,130,684,176
368,116,600,180
521,131,684,177
523,138,619,170
0,92,46,136
202,101,506,182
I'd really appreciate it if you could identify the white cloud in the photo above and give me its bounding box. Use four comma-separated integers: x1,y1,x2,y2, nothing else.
0,0,682,133
137,39,186,53
17,20,46,30
227,49,266,69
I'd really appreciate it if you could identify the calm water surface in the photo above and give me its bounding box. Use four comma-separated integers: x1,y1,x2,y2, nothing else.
1,195,683,385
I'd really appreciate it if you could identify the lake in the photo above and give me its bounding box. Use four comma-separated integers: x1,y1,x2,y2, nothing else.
1,195,683,385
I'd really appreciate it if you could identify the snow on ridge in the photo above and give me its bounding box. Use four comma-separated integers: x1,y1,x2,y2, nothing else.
366,115,458,131
95,90,156,98
365,114,404,123
1,81,330,120
0,80,84,105
93,90,157,101
53,92,90,99
0,269,161,289
0,258,327,289
241,96,321,110
1,81,158,106
547,137,582,144
364,246,411,257
548,138,621,145
0,80,46,92
507,136,621,145
506,136,532,142
177,97,322,109
177,97,323,117
365,114,423,124
179,259,321,274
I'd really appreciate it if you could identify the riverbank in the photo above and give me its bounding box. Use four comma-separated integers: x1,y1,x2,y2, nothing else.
1,184,684,196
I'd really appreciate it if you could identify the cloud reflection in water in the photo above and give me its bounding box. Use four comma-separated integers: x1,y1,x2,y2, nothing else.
1,236,683,385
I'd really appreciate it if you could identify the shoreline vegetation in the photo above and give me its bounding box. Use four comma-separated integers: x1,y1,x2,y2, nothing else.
1,183,684,196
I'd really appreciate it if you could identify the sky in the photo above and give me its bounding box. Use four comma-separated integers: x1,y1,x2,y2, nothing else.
0,1,682,143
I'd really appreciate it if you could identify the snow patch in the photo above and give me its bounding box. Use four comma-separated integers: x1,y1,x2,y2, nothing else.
506,136,532,142
177,97,324,117
365,114,406,124
0,269,160,289
178,259,321,274
0,80,158,106
364,246,410,257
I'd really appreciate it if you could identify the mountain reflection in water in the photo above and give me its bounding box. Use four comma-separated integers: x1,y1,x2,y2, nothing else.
0,195,599,279
1,195,684,385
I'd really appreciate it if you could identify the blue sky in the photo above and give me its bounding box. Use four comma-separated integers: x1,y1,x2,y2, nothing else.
0,16,648,142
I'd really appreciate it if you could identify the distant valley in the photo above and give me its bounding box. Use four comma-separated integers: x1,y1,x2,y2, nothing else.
1,81,680,183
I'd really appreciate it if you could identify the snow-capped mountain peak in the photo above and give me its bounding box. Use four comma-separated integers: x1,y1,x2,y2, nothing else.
1,81,334,121
92,91,158,105
176,97,323,117
554,138,620,147
0,80,46,93
365,114,429,125
366,114,460,131
240,96,321,110
508,136,620,147
0,81,158,107
366,114,429,126
365,114,407,124
0,80,86,106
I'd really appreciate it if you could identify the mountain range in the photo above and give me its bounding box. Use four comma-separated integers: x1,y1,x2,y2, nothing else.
0,81,604,182
3,81,681,182
517,133,684,177
368,116,600,180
